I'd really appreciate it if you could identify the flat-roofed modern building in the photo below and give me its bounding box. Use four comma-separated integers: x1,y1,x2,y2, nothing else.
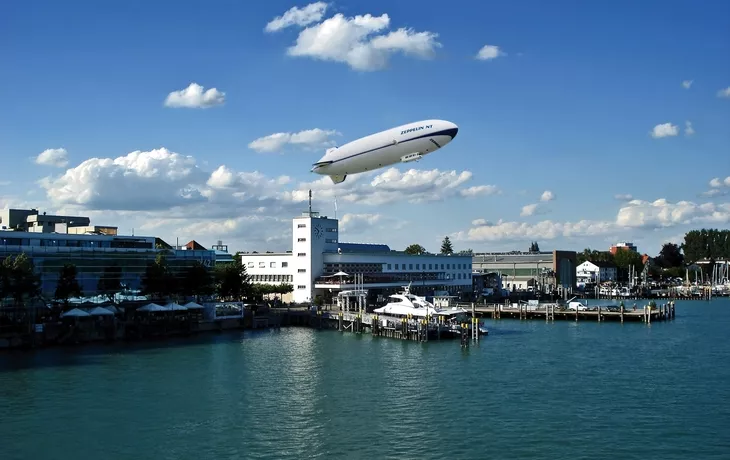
472,250,577,292
242,208,473,304
0,208,215,298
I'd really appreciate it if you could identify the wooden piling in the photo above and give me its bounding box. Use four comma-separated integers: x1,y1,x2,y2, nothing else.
620,303,624,323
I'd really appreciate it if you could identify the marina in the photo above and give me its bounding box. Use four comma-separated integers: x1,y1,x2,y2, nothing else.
2,298,728,460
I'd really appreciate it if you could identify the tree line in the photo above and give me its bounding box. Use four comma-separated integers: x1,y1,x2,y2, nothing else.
404,236,473,256
577,228,730,280
0,252,292,310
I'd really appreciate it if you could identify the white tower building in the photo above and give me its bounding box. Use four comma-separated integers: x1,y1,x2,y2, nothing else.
291,191,339,303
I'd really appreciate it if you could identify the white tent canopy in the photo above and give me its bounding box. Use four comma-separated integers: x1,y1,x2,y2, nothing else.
61,308,90,318
183,302,204,310
88,306,115,316
137,303,167,312
164,302,187,311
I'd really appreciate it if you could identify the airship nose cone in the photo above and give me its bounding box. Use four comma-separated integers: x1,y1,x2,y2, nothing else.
444,126,458,140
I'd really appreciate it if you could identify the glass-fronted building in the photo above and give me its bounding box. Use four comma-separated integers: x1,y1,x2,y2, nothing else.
0,230,215,297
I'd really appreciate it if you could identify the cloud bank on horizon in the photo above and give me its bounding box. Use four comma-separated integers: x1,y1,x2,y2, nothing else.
2,0,730,257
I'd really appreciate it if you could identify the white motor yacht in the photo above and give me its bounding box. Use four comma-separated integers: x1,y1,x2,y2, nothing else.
373,283,468,318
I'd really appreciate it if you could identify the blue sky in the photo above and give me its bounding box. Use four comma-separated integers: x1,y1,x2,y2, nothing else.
1,0,729,256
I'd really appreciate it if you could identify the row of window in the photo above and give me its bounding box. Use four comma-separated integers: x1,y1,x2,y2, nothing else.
249,274,293,283
248,261,290,269
1,237,153,249
386,262,472,271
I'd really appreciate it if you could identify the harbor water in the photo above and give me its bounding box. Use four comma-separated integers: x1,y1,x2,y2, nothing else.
1,299,729,460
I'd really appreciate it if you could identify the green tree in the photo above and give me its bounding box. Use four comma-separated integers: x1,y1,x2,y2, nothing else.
141,253,176,300
440,237,453,255
682,229,730,264
613,249,644,281
54,263,83,309
529,241,540,253
404,244,426,255
655,243,684,268
251,283,293,301
577,248,614,265
181,261,214,300
0,253,41,306
458,249,474,256
214,258,252,301
97,265,123,303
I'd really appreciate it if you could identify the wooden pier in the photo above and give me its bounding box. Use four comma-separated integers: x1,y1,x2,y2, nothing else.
455,300,676,323
274,308,483,345
265,300,677,348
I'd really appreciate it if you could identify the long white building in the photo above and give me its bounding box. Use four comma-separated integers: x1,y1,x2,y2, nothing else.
241,210,473,304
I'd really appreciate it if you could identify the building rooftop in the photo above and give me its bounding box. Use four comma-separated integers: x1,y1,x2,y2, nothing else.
473,253,554,264
337,242,391,253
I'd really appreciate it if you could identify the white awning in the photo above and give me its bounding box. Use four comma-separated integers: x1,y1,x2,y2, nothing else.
88,306,114,316
137,303,167,312
61,308,90,317
183,302,205,309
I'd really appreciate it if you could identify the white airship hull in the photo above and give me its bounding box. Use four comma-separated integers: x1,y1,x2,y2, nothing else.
311,119,458,184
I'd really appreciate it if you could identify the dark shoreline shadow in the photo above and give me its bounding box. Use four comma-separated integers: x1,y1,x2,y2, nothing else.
0,328,286,373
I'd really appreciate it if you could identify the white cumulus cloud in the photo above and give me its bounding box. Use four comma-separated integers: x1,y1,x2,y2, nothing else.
650,123,679,138
35,148,69,168
520,203,539,217
703,176,730,197
40,148,210,210
614,194,633,201
164,83,225,108
453,197,730,244
682,80,693,89
460,185,500,197
475,45,505,61
684,120,695,136
248,128,341,153
35,146,491,251
540,190,555,202
453,219,616,243
264,2,329,32
717,87,730,98
294,167,482,206
266,4,441,71
615,199,730,228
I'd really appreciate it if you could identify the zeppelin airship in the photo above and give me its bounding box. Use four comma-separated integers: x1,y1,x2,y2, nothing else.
311,119,458,184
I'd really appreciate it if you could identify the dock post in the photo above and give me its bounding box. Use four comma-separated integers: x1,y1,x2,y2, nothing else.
620,303,624,323
597,305,601,322
648,303,652,324
338,311,343,331
471,303,476,341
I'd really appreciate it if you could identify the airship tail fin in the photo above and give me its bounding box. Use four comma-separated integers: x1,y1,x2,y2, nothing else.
329,174,347,184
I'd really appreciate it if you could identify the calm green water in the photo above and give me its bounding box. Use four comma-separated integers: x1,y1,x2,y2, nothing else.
1,299,729,460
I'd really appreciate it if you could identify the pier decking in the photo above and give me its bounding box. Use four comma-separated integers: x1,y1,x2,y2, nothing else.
268,299,677,347
453,301,677,323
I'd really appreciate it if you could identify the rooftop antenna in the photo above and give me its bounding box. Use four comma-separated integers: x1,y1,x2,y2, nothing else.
308,189,312,217
334,195,338,220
